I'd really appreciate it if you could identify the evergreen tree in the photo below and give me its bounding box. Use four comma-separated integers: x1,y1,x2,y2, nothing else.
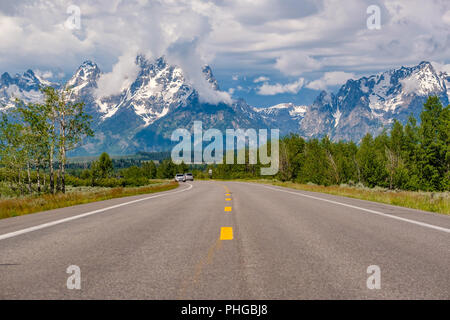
357,133,386,187
142,161,157,179
98,152,114,178
178,161,188,173
403,115,421,190
299,139,330,185
419,96,448,191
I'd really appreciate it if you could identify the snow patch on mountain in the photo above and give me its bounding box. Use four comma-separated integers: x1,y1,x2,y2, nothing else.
333,107,341,127
364,62,446,114
431,61,450,101
255,103,308,116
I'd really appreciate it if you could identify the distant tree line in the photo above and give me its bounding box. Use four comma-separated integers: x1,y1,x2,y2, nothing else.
1,94,448,196
65,153,170,171
67,153,195,188
212,96,449,192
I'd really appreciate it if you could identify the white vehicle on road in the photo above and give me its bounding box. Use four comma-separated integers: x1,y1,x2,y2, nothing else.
175,174,186,182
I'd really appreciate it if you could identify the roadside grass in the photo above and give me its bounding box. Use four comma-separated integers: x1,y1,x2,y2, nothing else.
0,180,178,220
217,178,449,215
264,181,449,215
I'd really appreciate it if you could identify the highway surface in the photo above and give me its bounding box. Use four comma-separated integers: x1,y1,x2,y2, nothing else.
0,181,449,299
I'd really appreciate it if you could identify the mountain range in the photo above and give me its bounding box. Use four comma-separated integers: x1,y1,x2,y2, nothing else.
0,57,448,156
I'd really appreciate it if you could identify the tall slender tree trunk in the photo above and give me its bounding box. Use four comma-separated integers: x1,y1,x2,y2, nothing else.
49,143,55,194
19,170,24,196
57,156,62,192
327,151,339,184
353,155,361,183
9,174,14,191
43,167,46,192
61,147,66,193
59,106,66,194
26,162,32,194
36,159,41,194
49,105,57,194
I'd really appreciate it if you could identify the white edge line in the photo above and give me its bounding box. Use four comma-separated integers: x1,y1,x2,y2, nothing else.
0,183,193,241
254,183,449,234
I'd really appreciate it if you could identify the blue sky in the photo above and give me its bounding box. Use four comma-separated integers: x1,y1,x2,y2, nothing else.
1,0,449,107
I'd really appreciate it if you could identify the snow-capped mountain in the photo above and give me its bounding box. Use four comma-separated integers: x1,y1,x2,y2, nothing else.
254,103,308,119
303,61,449,142
67,56,226,128
64,55,268,155
436,68,450,102
0,69,58,111
265,61,449,143
253,103,308,133
0,59,448,155
65,61,102,118
96,56,195,126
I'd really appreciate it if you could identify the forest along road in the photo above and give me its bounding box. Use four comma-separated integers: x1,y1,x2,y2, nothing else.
0,181,449,299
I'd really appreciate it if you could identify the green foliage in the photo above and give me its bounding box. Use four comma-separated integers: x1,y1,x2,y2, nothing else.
97,152,114,178
1,95,449,197
156,159,178,179
0,86,93,196
141,161,157,178
418,97,449,191
209,96,449,192
298,138,331,185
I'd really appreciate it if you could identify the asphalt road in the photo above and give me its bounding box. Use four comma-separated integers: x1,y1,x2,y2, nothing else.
0,181,449,299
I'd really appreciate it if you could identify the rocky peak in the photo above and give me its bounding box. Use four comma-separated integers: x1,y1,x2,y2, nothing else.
202,65,219,90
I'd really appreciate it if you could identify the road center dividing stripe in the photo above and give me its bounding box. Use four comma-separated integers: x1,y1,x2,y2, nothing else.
0,183,194,241
257,184,450,234
224,206,232,212
220,227,233,240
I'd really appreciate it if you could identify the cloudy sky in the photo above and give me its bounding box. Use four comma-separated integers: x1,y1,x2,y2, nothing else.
0,0,449,106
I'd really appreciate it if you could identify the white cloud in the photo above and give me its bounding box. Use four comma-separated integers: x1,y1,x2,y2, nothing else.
1,0,450,95
400,77,421,95
166,40,232,104
257,78,305,95
444,10,450,24
95,48,140,98
275,53,322,76
34,69,53,79
253,76,270,83
431,61,450,74
306,72,355,90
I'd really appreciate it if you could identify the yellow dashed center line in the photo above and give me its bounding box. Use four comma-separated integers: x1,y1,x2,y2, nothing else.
220,227,233,240
221,186,234,240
